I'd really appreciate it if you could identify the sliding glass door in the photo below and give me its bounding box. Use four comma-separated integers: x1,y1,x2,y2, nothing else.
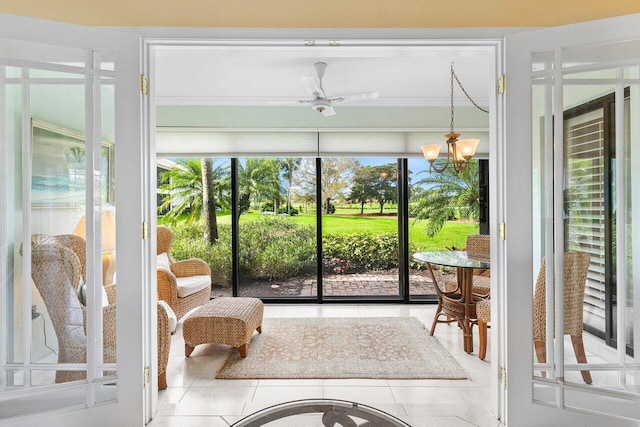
321,157,401,299
237,157,318,299
563,88,633,354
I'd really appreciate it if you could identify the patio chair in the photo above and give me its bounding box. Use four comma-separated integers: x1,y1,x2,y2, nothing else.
445,234,490,297
476,299,491,360
157,226,211,319
476,252,592,385
533,251,592,384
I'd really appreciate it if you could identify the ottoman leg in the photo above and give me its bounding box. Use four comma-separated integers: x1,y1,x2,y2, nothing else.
238,344,248,358
257,326,262,333
185,343,195,357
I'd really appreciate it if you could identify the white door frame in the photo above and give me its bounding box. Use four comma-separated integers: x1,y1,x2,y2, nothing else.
503,13,640,426
0,13,145,426
141,33,505,421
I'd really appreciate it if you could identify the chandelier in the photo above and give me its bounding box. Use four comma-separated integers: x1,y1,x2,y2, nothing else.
421,63,488,173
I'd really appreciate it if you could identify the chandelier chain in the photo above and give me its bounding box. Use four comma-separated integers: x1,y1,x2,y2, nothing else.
451,64,490,114
450,66,455,134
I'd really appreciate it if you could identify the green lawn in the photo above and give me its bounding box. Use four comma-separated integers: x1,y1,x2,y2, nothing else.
210,210,477,251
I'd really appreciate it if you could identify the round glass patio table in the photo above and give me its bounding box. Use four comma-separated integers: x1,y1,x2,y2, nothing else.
231,398,411,426
412,251,490,354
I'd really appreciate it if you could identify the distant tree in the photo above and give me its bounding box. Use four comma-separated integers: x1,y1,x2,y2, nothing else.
348,163,397,214
294,158,359,214
280,158,301,215
412,159,479,237
239,158,281,213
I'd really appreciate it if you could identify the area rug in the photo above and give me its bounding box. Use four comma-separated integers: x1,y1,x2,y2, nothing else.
216,317,467,379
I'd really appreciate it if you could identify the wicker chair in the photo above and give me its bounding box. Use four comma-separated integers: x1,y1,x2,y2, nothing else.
157,302,172,390
157,226,211,320
28,235,173,389
31,234,117,304
26,239,116,383
445,234,491,297
476,252,592,385
534,252,592,384
476,299,491,360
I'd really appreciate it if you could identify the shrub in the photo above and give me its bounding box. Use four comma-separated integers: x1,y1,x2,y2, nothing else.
260,201,275,213
277,206,299,216
322,232,420,273
170,222,233,286
239,216,316,280
167,218,420,284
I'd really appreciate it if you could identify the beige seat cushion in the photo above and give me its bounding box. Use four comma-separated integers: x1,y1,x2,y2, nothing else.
176,275,211,298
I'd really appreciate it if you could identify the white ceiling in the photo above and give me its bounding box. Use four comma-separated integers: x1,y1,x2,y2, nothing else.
154,45,493,110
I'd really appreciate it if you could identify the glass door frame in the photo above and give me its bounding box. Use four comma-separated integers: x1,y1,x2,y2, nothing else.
504,13,640,426
228,155,416,304
0,12,144,426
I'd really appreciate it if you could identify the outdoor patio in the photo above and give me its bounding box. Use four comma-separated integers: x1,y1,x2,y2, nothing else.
212,271,441,298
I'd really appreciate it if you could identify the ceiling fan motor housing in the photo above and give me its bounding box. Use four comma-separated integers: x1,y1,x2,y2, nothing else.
312,99,331,112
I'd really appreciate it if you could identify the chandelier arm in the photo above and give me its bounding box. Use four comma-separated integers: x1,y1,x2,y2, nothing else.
451,140,465,173
430,141,452,173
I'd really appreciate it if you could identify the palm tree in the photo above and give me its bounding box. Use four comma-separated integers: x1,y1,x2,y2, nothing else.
201,158,218,244
158,159,230,243
281,158,301,214
239,158,281,213
412,160,479,237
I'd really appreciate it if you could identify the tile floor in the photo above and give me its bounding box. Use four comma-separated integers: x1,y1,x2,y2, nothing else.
149,304,502,427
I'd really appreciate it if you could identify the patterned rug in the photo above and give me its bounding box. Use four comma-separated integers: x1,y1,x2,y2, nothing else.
216,317,467,379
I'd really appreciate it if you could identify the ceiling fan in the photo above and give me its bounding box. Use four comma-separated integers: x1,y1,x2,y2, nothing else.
298,62,379,117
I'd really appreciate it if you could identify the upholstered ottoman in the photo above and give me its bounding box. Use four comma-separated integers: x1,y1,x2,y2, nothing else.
183,297,263,358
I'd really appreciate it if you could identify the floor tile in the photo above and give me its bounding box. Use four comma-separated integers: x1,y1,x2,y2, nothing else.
159,386,255,416
251,385,324,405
158,303,498,425
323,385,395,404
257,379,323,386
323,378,389,387
391,386,465,404
148,415,231,426
399,416,476,427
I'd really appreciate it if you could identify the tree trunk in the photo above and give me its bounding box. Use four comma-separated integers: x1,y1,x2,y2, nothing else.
201,158,218,244
379,201,385,214
325,197,331,214
360,201,365,215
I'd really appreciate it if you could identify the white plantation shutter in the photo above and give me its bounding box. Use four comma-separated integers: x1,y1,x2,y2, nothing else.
564,109,607,333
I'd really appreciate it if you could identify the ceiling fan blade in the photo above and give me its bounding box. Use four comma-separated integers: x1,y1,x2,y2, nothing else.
301,76,324,98
331,92,379,103
321,105,336,117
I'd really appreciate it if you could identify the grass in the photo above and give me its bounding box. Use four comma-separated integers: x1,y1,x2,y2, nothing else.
203,210,477,251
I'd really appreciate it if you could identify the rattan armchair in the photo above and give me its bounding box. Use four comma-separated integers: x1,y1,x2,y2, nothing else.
31,234,117,304
27,238,116,383
157,226,211,319
157,302,172,390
